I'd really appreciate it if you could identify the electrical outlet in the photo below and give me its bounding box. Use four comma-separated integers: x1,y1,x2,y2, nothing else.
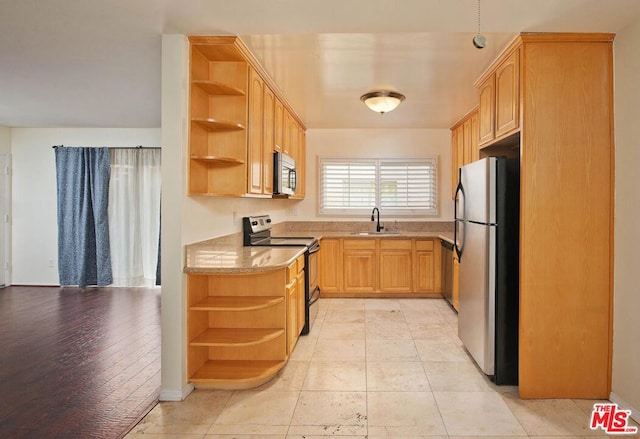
232,211,238,224
288,207,297,217
48,259,56,268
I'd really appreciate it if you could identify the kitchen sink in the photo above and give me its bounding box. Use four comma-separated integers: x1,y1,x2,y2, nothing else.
350,231,401,236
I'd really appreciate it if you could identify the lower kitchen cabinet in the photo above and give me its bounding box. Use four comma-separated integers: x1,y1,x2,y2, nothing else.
318,238,343,293
414,239,442,293
285,279,296,354
319,237,442,298
413,240,435,292
343,239,378,293
284,255,305,354
187,254,304,389
379,240,413,293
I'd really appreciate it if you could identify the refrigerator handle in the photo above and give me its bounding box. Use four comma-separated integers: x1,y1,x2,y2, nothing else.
454,168,464,220
454,168,464,261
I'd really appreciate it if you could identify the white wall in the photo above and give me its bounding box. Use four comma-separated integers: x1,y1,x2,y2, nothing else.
0,126,11,285
0,125,10,153
611,20,640,419
160,34,190,401
297,128,453,222
182,196,293,245
11,128,160,285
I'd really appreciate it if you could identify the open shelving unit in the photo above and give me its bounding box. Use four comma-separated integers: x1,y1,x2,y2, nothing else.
189,37,249,196
187,271,289,389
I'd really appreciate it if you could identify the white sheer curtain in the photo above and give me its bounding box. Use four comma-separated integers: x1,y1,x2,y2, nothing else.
108,149,161,287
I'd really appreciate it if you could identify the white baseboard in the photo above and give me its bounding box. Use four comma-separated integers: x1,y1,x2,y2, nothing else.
610,392,640,424
159,383,194,401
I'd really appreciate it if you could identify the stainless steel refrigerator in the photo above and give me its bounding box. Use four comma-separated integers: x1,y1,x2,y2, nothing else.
454,157,519,385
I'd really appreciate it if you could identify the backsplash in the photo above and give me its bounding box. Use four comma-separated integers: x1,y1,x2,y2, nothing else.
281,221,454,233
190,220,454,250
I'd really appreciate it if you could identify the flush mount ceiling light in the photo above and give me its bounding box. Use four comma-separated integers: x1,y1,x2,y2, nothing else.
360,91,406,114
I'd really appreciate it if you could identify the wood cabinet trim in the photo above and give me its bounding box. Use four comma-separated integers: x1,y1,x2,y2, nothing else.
450,105,479,130
518,32,615,43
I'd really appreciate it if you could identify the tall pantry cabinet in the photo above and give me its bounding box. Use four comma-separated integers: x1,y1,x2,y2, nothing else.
476,33,615,399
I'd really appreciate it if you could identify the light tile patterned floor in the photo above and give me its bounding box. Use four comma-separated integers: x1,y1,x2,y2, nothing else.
126,298,639,438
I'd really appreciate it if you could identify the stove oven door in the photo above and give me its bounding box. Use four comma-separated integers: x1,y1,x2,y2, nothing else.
302,242,320,335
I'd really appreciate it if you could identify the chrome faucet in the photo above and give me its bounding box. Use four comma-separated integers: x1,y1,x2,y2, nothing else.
371,207,384,232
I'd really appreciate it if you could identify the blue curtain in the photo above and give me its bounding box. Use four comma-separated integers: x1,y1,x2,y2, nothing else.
55,147,113,287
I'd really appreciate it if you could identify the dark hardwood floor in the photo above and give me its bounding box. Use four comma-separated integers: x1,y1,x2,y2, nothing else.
0,286,161,438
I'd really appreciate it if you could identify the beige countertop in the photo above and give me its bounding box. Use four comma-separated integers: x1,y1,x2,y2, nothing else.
184,230,455,274
184,242,305,274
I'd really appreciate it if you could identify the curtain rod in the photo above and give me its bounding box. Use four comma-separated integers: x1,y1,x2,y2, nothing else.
51,145,161,150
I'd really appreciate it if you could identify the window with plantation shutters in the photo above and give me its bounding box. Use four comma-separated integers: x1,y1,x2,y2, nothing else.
319,158,438,216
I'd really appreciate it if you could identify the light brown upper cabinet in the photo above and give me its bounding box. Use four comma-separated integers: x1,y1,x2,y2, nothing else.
247,67,265,195
450,107,479,199
262,84,275,194
291,127,306,199
476,49,520,147
188,36,306,198
477,76,495,145
274,97,284,153
494,50,520,139
470,112,479,163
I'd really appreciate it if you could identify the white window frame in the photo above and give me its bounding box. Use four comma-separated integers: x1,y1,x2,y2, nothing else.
318,157,439,217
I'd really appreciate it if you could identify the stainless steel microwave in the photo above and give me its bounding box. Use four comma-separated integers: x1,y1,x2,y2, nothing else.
273,151,297,195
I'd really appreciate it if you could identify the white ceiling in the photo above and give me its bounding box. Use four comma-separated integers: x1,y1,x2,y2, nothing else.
1,0,639,129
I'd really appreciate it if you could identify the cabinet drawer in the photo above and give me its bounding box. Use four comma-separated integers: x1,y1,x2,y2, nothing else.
380,239,412,250
287,254,306,281
343,239,376,250
415,240,434,251
296,254,305,272
287,260,297,282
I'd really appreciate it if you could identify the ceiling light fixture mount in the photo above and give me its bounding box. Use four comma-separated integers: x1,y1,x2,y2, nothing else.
360,90,406,114
472,0,487,49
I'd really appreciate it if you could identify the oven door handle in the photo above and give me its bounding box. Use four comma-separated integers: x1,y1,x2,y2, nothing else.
309,286,321,305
